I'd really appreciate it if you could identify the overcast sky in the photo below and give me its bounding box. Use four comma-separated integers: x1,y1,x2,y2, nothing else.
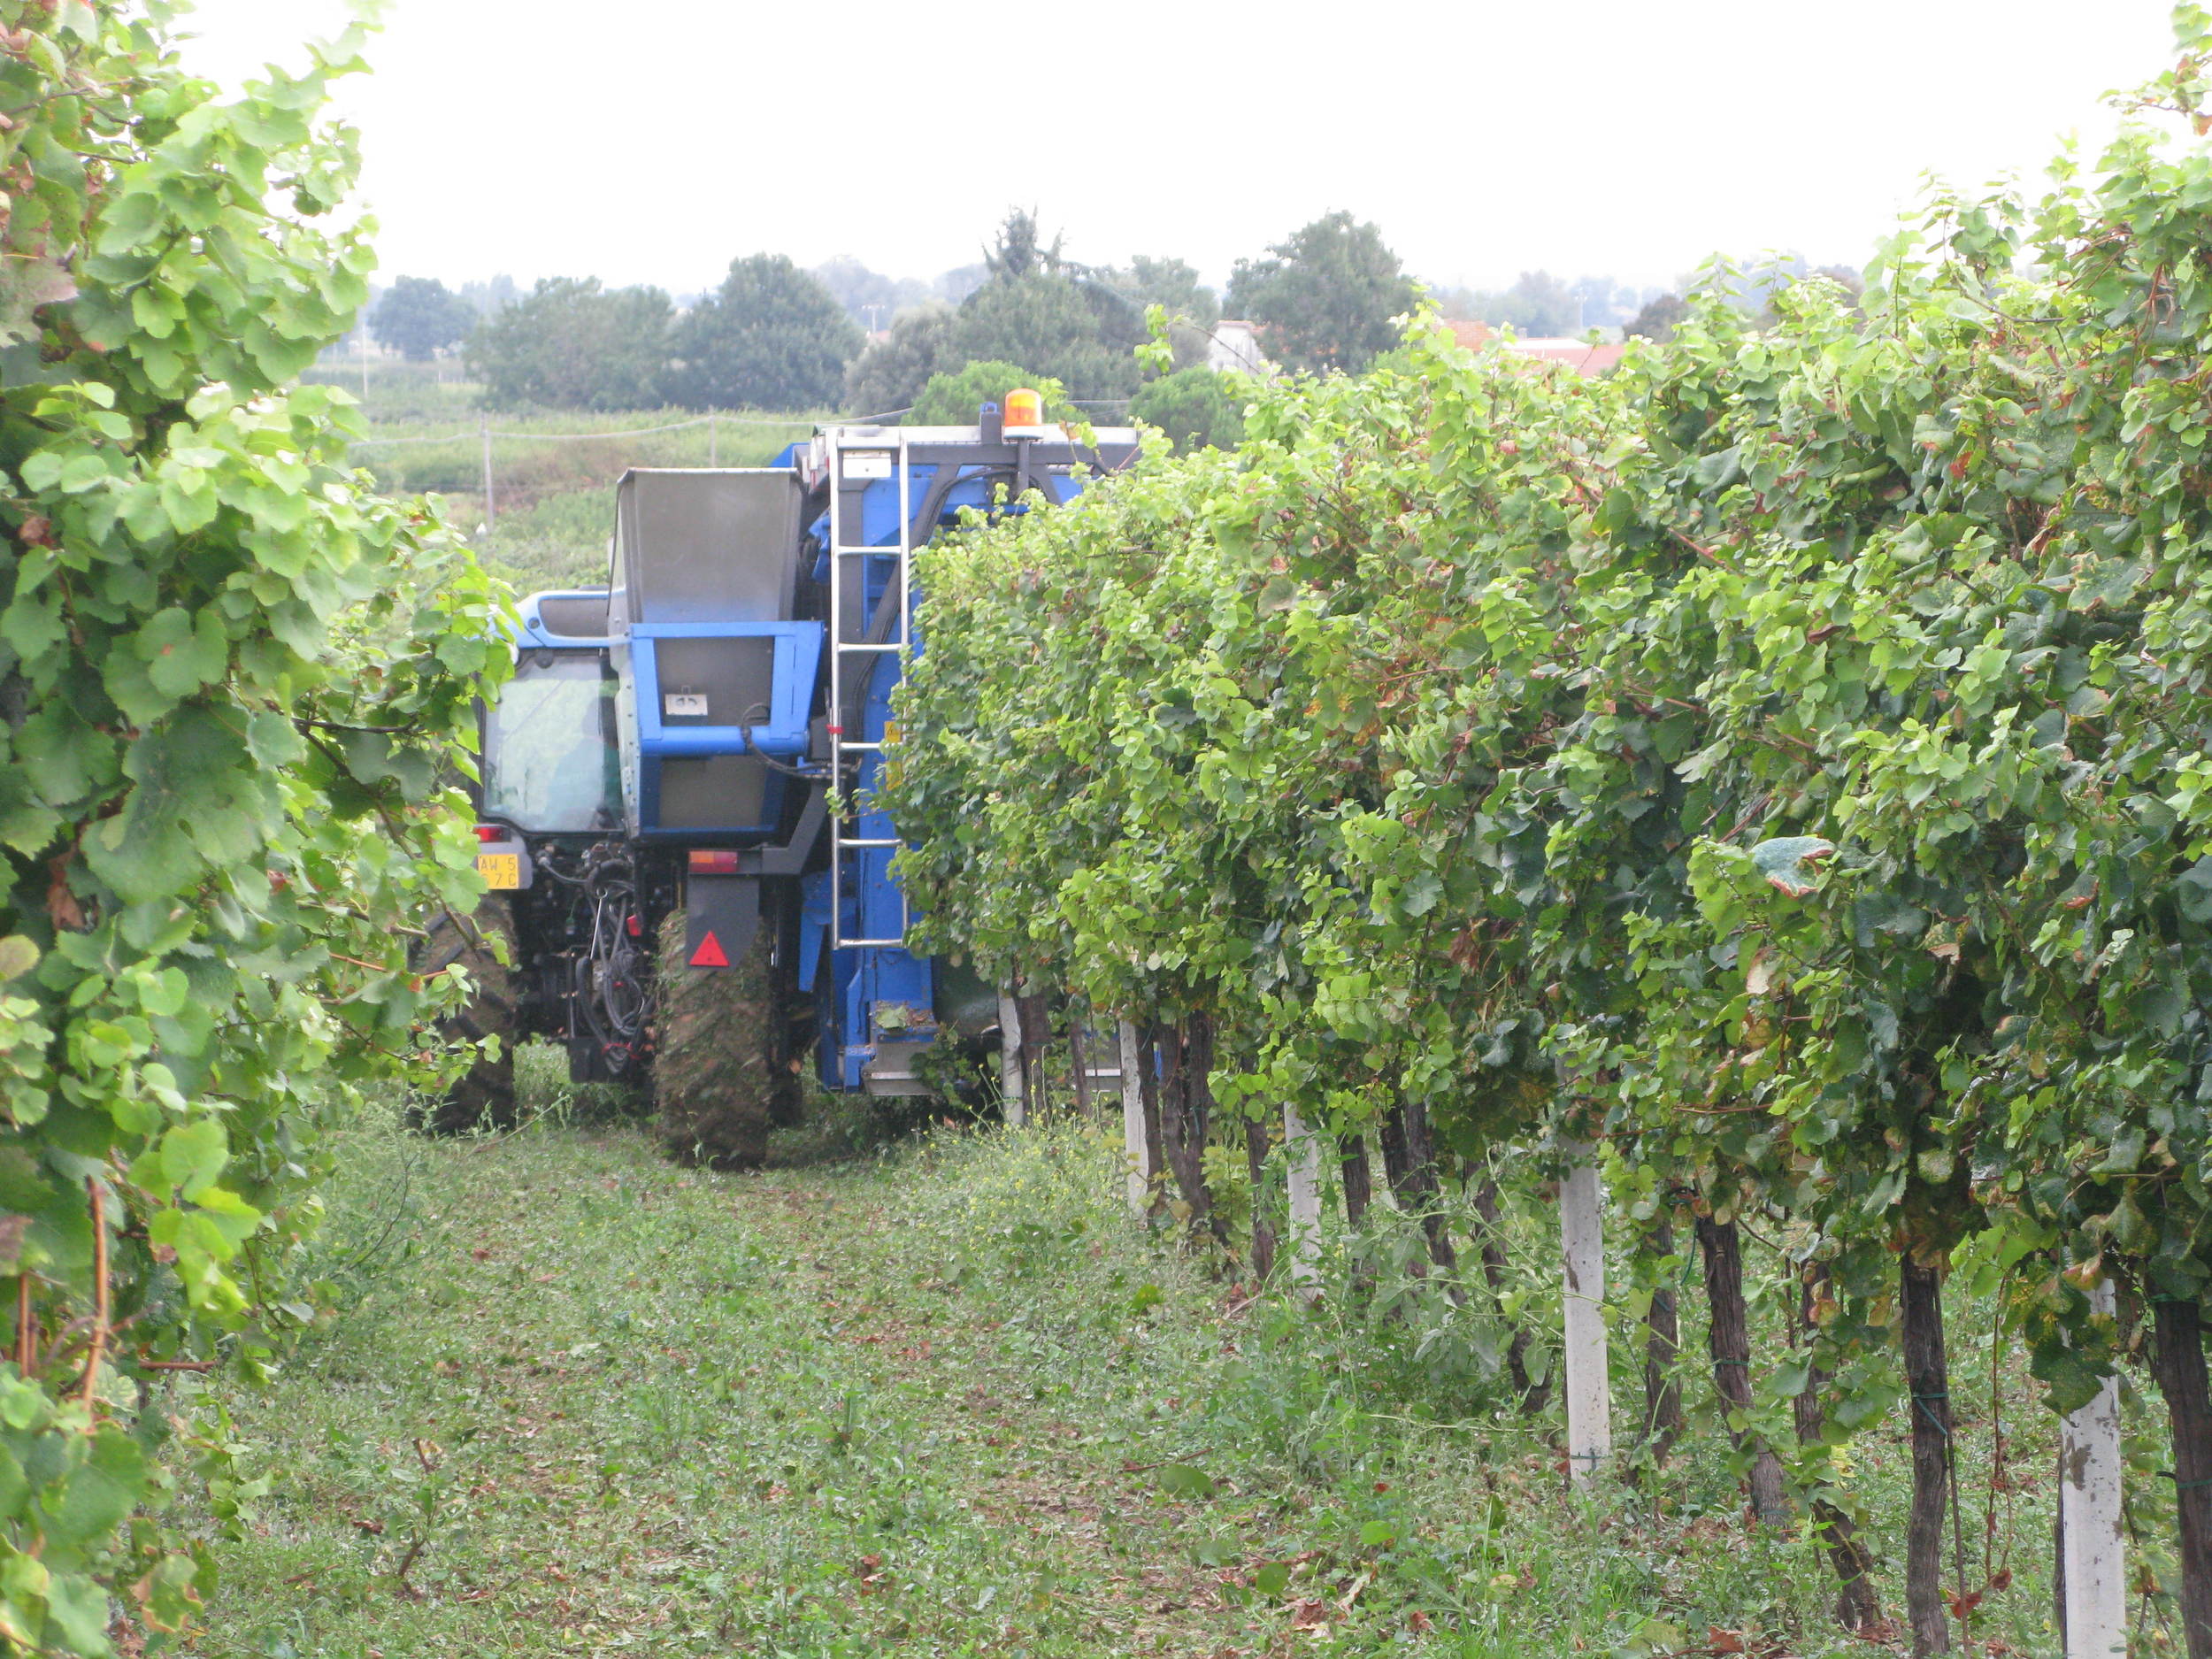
174,0,2179,299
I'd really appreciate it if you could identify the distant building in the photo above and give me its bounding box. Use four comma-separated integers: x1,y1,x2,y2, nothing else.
1448,320,1627,378
1208,319,1270,376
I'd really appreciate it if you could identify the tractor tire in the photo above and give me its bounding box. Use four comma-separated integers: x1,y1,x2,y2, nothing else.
652,907,792,1169
419,903,518,1133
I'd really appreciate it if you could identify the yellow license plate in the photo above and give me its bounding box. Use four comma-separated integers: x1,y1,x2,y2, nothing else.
476,852,520,890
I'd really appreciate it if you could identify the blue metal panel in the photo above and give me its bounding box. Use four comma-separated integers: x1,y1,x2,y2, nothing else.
806,453,1099,1089
797,872,832,995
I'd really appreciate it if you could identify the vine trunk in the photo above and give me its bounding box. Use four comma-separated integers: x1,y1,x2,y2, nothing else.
1901,1256,1955,1655
2154,1295,2212,1659
1694,1214,1791,1525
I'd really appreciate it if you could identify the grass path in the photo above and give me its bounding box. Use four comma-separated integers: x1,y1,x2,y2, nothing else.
184,1125,1340,1656
182,1119,2079,1658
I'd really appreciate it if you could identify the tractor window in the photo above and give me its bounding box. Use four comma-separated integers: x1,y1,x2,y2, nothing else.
482,651,621,833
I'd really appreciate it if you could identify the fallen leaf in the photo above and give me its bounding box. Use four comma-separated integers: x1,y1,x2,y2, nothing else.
45,861,83,931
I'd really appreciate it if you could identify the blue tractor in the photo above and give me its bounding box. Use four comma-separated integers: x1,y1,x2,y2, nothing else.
447,402,1138,1163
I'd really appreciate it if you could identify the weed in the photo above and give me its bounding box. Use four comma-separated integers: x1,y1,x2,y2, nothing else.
179,1116,2077,1656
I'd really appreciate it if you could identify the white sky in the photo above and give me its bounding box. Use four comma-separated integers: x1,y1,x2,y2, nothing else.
173,0,2179,297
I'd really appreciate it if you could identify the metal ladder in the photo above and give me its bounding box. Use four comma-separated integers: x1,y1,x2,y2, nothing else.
825,430,914,950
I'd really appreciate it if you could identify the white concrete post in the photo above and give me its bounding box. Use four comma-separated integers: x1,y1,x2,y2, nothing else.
479,413,495,534
1283,1102,1324,1299
1117,1020,1150,1214
1559,1148,1611,1483
2061,1277,2125,1658
997,990,1026,1128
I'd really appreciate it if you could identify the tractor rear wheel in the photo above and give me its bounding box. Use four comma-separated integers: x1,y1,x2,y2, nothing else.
652,906,794,1169
419,903,518,1133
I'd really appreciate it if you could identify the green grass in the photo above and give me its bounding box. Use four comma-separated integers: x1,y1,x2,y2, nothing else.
303,359,826,589
172,1080,2139,1659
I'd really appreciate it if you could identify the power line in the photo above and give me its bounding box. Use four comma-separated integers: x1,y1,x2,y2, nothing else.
349,412,818,450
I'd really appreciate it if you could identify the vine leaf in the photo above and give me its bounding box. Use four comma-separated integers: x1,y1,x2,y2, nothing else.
1748,836,1835,899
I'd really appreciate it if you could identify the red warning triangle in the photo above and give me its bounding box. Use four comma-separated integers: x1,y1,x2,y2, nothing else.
688,930,729,968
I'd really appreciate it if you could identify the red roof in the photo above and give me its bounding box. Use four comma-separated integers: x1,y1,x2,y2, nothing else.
1447,319,1625,377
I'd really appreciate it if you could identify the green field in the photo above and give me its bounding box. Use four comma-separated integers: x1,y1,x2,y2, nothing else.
173,1075,2120,1658
310,359,826,591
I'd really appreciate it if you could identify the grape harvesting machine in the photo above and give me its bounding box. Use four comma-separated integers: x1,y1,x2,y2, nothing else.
443,398,1140,1164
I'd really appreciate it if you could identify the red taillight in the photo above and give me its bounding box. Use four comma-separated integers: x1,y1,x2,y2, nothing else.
688,849,740,874
474,825,502,843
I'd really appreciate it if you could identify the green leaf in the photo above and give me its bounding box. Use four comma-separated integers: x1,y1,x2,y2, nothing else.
0,587,63,664
1749,836,1835,899
135,605,227,700
157,1118,227,1201
0,939,40,984
1154,1463,1217,1500
43,1427,143,1545
84,708,265,904
39,1571,108,1655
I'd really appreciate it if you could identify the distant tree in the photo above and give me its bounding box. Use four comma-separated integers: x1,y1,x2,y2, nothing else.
1624,292,1688,342
985,210,1064,281
845,303,956,417
948,272,1136,401
907,361,1077,426
372,275,475,361
1421,283,1485,321
1483,270,1582,337
1570,274,1634,328
810,257,932,328
458,274,519,319
845,218,1186,416
661,254,862,410
1129,366,1248,453
466,277,673,410
933,263,988,305
1225,211,1419,375
1087,255,1221,368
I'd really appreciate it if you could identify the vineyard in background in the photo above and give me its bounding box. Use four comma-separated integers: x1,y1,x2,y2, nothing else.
301,361,823,588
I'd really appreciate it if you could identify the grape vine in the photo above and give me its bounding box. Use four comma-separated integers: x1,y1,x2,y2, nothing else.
0,5,506,1648
886,14,2212,1650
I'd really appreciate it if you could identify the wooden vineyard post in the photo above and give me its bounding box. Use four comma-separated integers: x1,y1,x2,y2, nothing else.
2061,1278,2125,1659
998,990,1026,1127
1117,1020,1150,1215
1560,1148,1611,1483
1283,1102,1323,1299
